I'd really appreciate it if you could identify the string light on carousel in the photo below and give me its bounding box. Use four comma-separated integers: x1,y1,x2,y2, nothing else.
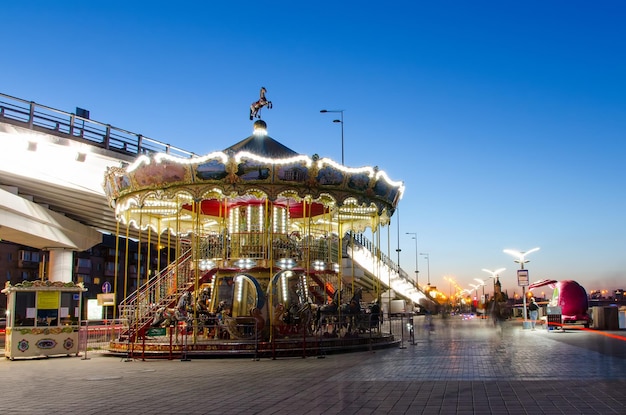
102,87,405,355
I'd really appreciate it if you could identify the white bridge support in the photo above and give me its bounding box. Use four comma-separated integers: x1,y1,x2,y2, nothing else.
48,248,76,283
0,186,101,251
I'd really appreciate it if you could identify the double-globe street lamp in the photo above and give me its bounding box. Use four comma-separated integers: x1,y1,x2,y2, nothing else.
473,278,489,310
479,267,506,300
320,109,344,165
503,247,540,326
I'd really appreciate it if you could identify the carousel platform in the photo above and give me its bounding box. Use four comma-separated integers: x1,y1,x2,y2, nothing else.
107,333,399,359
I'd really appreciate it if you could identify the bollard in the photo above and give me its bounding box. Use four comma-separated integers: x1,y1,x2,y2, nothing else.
81,320,90,360
168,325,174,360
399,313,406,349
181,322,190,361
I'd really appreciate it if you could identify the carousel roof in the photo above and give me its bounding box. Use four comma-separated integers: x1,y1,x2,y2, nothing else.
103,120,404,234
223,120,298,158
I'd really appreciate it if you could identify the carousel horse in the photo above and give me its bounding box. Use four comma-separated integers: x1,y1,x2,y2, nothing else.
212,299,232,325
274,303,287,324
281,301,314,335
316,289,342,335
297,302,314,335
221,305,263,340
340,287,364,334
249,86,272,120
192,287,219,334
273,303,291,336
367,300,382,329
193,287,212,318
351,299,382,333
340,287,363,315
317,289,340,317
151,291,193,327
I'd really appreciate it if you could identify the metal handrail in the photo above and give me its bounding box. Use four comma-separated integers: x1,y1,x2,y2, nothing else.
0,92,197,159
351,232,409,280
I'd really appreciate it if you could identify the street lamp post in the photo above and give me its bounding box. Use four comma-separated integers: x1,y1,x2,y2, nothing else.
444,276,455,306
481,267,506,300
406,232,418,287
469,283,480,312
474,278,488,299
503,247,540,327
320,109,344,165
420,253,430,285
395,207,401,273
473,277,490,318
462,289,472,314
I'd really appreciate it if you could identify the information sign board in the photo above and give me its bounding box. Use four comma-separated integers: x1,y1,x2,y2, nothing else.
517,269,529,286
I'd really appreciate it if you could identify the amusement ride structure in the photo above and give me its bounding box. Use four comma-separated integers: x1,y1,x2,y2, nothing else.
102,91,407,356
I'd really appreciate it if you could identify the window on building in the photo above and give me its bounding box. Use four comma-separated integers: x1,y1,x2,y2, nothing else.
76,274,92,284
19,251,41,262
76,258,91,268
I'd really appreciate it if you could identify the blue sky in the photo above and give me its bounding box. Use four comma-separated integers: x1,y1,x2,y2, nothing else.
3,1,625,295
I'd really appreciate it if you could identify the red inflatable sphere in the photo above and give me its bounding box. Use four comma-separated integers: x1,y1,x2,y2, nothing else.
556,280,589,322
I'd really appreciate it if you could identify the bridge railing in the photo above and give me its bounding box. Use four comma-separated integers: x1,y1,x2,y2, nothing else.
0,92,197,159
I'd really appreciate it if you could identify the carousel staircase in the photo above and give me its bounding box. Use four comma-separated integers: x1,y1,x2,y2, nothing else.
117,246,214,339
307,274,335,302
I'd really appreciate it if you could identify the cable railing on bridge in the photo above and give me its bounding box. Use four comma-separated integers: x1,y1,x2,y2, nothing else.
0,92,197,159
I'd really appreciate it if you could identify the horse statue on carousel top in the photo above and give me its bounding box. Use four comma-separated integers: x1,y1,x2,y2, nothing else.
249,86,272,120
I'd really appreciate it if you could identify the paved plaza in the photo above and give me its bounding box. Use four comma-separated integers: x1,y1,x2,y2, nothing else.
1,316,625,415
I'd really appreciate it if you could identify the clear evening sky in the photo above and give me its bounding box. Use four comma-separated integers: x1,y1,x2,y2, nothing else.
2,1,625,295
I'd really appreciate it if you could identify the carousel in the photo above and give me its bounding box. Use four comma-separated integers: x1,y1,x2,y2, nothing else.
103,97,404,357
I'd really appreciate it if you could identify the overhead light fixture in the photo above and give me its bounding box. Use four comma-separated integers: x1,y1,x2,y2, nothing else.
312,260,326,271
234,258,256,269
27,141,37,151
277,258,296,270
76,152,87,162
199,259,216,271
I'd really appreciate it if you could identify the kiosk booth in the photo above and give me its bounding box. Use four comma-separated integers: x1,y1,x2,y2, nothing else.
2,281,86,360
